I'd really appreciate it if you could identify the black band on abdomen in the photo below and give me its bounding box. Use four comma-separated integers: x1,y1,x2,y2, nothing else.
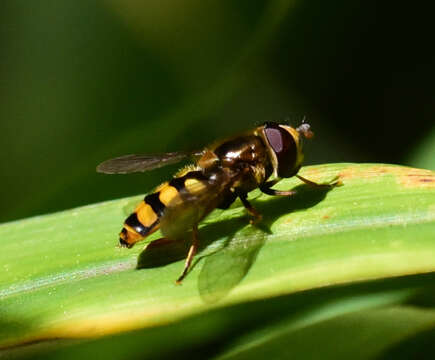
125,213,148,236
144,192,165,217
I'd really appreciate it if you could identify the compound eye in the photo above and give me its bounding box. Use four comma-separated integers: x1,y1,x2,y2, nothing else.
263,123,298,178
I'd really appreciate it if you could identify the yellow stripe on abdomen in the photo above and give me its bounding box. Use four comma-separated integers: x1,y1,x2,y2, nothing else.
184,178,206,194
159,185,179,206
135,201,158,227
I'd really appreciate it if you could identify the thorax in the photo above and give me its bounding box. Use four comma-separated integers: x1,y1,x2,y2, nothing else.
198,134,273,193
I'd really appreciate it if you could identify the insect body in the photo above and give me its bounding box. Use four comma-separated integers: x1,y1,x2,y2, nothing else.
97,122,332,283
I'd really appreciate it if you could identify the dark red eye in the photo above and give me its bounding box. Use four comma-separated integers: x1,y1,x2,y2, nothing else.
263,122,298,177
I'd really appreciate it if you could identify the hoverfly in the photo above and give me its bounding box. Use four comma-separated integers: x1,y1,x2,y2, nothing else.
97,122,336,283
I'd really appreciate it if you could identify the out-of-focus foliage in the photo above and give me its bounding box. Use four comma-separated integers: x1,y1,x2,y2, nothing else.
408,128,435,170
0,0,433,223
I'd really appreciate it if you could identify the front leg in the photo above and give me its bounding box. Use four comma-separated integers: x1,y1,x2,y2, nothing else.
296,175,341,188
260,179,296,196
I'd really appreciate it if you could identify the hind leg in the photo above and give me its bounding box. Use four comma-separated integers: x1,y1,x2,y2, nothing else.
176,224,199,284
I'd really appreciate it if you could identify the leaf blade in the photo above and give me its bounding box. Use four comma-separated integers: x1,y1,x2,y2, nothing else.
0,163,434,348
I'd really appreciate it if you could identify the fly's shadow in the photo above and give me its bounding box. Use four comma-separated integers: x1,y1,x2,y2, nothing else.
137,183,335,302
197,222,267,303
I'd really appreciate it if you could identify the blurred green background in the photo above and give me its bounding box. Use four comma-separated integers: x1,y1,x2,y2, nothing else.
0,0,434,223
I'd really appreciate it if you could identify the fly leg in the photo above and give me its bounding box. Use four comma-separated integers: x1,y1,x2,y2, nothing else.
239,193,262,224
296,175,341,188
259,179,296,196
176,224,199,284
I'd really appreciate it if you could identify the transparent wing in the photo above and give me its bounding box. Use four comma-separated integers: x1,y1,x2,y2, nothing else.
96,150,203,174
160,172,235,239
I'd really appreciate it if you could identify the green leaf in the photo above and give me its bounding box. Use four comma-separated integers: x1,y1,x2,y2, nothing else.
217,304,435,360
0,163,434,358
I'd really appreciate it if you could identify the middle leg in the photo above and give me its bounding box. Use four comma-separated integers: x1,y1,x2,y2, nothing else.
239,193,262,224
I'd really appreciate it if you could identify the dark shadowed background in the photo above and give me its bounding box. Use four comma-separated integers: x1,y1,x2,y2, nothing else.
0,0,434,223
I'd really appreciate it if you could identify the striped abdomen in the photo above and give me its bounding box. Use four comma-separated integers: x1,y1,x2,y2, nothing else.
119,170,210,248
